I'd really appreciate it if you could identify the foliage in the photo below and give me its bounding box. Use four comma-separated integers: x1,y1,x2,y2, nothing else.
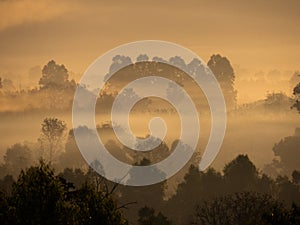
207,54,237,109
39,60,75,90
39,117,67,164
138,206,171,225
292,82,300,112
3,143,32,178
191,192,291,225
0,161,128,225
273,132,300,173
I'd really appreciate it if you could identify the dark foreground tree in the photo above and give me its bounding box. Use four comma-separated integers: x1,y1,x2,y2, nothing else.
1,161,128,225
191,192,295,225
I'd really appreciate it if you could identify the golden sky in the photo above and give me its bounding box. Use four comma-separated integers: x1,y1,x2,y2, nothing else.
0,0,299,78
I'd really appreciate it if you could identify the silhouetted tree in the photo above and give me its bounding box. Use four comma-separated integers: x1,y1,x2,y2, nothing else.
117,158,166,224
6,161,128,225
0,175,14,196
69,183,128,225
292,170,300,184
207,54,237,110
223,155,258,193
138,206,171,225
39,117,67,164
289,71,300,90
272,129,300,173
107,55,132,76
191,192,288,225
136,54,149,62
59,168,86,190
58,129,86,170
264,92,292,112
292,82,300,112
11,161,68,225
39,60,75,90
276,176,300,206
3,143,32,178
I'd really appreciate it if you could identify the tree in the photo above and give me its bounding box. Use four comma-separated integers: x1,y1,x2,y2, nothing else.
58,129,87,170
276,176,300,206
292,170,300,184
223,154,258,193
165,165,224,225
191,192,289,225
11,161,68,225
264,92,292,112
207,54,237,110
138,206,171,225
292,82,300,112
289,71,300,90
0,175,14,196
272,131,300,173
136,54,149,62
69,183,128,225
107,55,132,77
3,143,32,178
39,60,74,89
39,117,67,164
8,161,128,225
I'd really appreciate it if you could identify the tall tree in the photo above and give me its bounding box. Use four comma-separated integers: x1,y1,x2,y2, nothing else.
207,54,237,110
39,118,67,164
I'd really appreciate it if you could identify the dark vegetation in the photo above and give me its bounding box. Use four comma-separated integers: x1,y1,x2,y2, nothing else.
1,56,300,224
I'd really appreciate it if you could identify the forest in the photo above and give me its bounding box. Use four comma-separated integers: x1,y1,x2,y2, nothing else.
0,53,300,224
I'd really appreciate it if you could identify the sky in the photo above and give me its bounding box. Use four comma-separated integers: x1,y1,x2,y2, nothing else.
0,0,300,84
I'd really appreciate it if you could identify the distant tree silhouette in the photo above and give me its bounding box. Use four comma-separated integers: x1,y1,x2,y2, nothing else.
39,117,67,164
292,82,300,112
264,92,292,112
58,129,86,170
207,54,237,110
136,54,149,62
39,60,75,90
3,143,32,178
169,56,187,72
289,71,300,91
272,130,300,173
107,55,132,77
